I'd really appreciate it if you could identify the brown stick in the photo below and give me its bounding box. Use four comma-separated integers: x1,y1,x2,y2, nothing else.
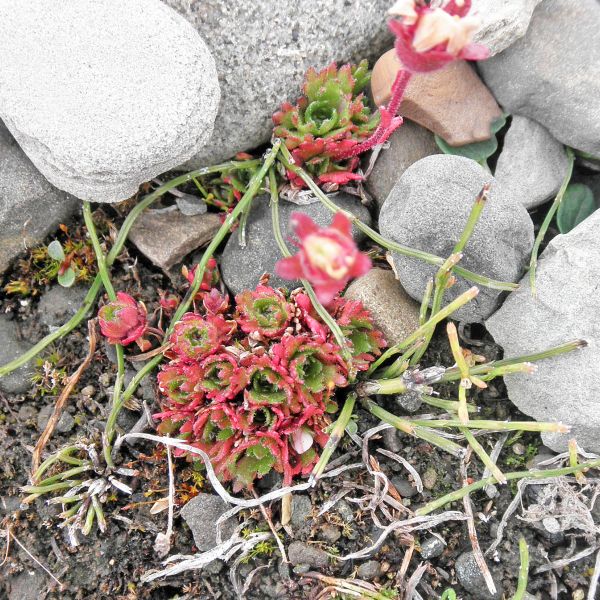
31,320,97,476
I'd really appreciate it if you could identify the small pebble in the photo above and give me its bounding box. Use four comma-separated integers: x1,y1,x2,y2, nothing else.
336,500,354,523
422,467,437,490
37,405,75,433
420,536,445,560
81,385,95,397
288,542,329,568
17,405,36,422
320,524,341,544
512,443,525,456
391,476,418,498
382,427,402,453
357,560,382,580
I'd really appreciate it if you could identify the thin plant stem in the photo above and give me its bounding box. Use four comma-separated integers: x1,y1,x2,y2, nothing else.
278,145,517,292
420,394,476,414
513,537,529,600
407,419,568,433
367,401,465,457
83,202,125,468
462,428,506,484
529,147,574,294
419,278,433,325
268,168,353,370
411,185,488,365
416,458,600,516
310,393,356,483
0,160,259,378
441,339,587,382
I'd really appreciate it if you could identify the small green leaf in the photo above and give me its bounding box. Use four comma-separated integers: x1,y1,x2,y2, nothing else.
556,183,597,233
346,420,358,436
47,240,65,261
57,268,76,288
435,114,508,164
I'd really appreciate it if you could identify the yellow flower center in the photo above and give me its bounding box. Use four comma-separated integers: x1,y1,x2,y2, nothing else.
304,234,353,280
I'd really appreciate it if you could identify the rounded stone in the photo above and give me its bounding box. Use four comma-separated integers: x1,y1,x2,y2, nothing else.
379,155,534,323
479,0,600,157
0,0,220,202
345,268,420,347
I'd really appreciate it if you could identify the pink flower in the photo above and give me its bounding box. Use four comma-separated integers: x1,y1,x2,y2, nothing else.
389,0,489,73
275,213,371,305
98,292,147,346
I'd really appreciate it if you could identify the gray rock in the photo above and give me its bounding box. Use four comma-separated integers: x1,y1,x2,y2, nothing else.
176,194,208,216
494,116,569,209
37,404,75,434
379,155,534,323
486,211,600,452
357,560,382,580
455,552,503,600
0,0,220,202
288,541,329,568
0,496,22,515
365,121,438,210
345,268,420,347
37,285,89,329
480,0,600,156
180,493,236,551
128,210,221,272
0,122,79,274
291,494,313,534
420,536,445,560
164,0,393,167
383,427,402,453
395,391,422,413
391,476,418,498
221,193,371,296
320,524,342,543
471,0,544,56
5,570,46,600
0,316,34,394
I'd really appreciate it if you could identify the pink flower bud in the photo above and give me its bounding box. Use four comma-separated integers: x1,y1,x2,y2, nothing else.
98,292,147,346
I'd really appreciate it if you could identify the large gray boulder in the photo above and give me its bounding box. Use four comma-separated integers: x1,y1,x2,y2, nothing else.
479,0,600,157
0,122,79,274
221,193,371,296
0,0,220,203
471,0,544,56
163,0,393,167
486,211,600,453
494,116,569,210
379,155,534,323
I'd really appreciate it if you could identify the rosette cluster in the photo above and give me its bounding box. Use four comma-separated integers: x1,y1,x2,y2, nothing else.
155,285,385,491
273,61,380,188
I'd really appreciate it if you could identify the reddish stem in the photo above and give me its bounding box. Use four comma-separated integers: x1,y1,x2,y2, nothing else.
335,69,413,161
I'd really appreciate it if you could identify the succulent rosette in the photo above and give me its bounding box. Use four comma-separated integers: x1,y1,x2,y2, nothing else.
168,313,235,361
98,291,147,346
235,285,293,338
272,335,346,402
333,298,387,370
196,352,248,402
273,60,379,188
155,283,385,490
